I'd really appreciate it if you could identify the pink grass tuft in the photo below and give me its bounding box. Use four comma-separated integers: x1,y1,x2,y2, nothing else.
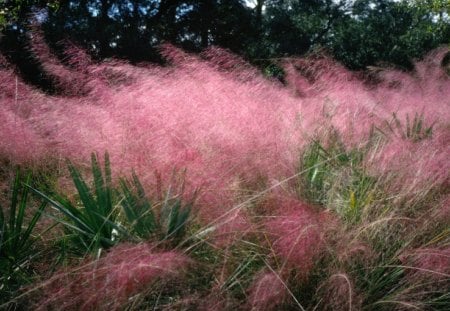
400,247,450,280
247,270,288,311
28,29,90,96
317,273,362,311
264,197,331,276
36,243,190,311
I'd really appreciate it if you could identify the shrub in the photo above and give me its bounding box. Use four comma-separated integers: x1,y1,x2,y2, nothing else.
32,152,195,255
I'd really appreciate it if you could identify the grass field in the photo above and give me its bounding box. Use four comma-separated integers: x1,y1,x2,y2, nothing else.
0,39,449,310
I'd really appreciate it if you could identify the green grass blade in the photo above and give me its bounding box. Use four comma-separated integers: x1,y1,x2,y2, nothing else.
104,152,112,212
167,200,181,236
13,173,32,246
18,201,47,250
119,178,139,222
90,153,114,238
174,203,191,239
67,160,102,231
9,167,21,235
91,153,105,212
132,171,156,233
29,187,94,236
119,174,157,239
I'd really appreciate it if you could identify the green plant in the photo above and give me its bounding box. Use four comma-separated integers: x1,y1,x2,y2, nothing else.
31,152,195,255
119,171,157,239
31,152,123,254
0,168,47,301
300,140,333,204
119,171,195,244
389,112,434,142
298,139,377,223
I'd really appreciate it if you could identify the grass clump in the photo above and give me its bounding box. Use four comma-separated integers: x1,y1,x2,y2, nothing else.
385,112,435,142
298,137,378,224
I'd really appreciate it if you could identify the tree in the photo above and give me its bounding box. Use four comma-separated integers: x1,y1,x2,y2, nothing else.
1,0,449,90
0,0,59,30
328,0,449,69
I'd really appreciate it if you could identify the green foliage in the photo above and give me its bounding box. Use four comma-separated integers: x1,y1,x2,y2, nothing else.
30,152,195,255
31,152,122,254
328,0,450,70
360,263,406,309
0,168,47,301
119,171,157,240
119,171,194,245
3,0,448,91
262,62,285,81
0,1,60,29
299,138,377,223
389,112,434,142
160,195,192,243
300,141,333,204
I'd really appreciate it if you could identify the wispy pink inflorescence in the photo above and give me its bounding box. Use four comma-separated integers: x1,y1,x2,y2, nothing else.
200,46,261,82
318,273,361,311
1,38,448,235
247,270,288,311
369,128,450,193
400,247,450,281
37,243,190,311
264,197,330,276
0,55,35,100
0,108,46,163
60,41,94,72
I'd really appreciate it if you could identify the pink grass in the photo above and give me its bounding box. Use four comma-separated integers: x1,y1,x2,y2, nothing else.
263,197,331,276
318,273,361,311
400,247,450,281
0,36,448,235
247,270,288,311
36,243,190,311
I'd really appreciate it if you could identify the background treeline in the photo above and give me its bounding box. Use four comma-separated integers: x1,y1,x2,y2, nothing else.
1,0,449,88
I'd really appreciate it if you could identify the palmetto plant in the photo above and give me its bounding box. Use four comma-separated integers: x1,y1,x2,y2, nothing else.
0,168,47,300
31,153,123,254
119,170,195,244
32,152,195,254
119,171,157,240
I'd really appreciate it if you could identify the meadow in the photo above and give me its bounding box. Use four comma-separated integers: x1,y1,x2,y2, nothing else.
0,36,449,310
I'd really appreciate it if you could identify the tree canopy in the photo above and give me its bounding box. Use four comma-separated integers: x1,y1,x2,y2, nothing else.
1,0,449,86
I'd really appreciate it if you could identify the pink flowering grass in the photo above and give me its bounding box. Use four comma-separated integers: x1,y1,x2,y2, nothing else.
1,39,448,209
1,36,449,310
400,247,450,281
263,197,331,276
316,273,362,311
247,270,288,310
35,243,190,311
